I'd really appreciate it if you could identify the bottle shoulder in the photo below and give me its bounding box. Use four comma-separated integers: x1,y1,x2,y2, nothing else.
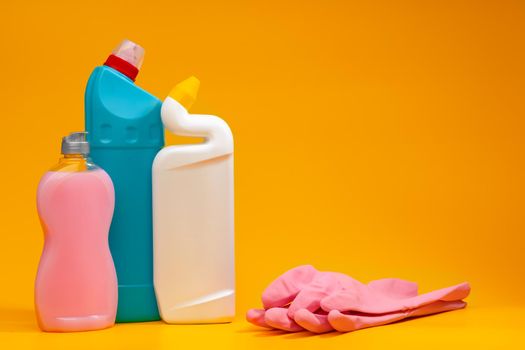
86,66,161,120
49,157,99,172
88,65,160,102
153,143,233,171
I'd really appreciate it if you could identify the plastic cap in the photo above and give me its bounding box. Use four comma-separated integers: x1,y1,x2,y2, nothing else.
112,39,144,70
168,76,200,110
61,132,89,155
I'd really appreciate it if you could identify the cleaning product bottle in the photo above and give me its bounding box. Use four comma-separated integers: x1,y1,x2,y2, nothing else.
35,132,117,332
153,77,235,323
85,39,163,322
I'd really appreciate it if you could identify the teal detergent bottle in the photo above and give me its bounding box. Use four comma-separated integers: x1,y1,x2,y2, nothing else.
85,40,163,322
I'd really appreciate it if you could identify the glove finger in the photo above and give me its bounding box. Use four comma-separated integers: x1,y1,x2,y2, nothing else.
294,308,334,334
262,265,319,309
246,309,272,329
367,278,419,298
264,307,304,332
328,300,467,332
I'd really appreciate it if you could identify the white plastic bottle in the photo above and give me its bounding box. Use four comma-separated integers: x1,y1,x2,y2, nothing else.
153,77,235,323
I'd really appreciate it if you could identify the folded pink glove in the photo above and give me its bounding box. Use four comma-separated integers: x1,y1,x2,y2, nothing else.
246,265,470,334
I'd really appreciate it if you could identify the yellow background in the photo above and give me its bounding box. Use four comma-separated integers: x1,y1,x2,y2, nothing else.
1,0,524,348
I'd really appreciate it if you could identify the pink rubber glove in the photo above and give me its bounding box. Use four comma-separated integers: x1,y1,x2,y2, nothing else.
247,266,421,332
246,266,470,334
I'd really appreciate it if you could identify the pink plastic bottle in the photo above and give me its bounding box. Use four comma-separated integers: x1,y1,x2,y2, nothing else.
35,132,117,332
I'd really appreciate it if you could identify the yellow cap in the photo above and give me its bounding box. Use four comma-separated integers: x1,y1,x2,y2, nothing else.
168,76,200,110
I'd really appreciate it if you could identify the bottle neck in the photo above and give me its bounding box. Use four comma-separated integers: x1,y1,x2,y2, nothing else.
50,154,92,172
104,54,139,81
62,153,84,160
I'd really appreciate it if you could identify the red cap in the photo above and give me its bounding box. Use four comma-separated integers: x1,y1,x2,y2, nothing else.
104,54,139,81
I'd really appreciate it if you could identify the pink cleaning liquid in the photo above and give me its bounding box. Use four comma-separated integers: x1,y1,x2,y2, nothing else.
36,168,117,332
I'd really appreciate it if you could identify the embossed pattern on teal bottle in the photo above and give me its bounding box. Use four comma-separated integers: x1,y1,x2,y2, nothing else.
85,64,163,323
